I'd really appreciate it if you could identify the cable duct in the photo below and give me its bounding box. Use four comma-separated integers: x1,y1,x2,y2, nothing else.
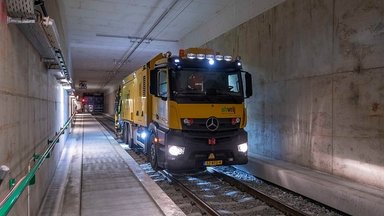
5,0,72,89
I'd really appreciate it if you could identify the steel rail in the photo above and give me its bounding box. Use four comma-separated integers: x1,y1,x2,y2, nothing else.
209,169,309,216
159,170,220,216
94,115,115,133
0,114,75,216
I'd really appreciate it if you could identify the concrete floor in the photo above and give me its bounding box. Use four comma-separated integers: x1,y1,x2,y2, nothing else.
38,114,185,216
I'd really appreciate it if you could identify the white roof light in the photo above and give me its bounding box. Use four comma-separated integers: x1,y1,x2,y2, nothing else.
215,55,223,61
187,53,196,59
224,56,232,61
197,54,205,60
206,54,214,60
174,58,180,63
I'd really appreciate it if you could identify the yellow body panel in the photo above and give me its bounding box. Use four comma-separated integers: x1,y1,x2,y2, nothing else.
121,75,134,121
167,101,246,130
131,66,151,126
120,53,164,127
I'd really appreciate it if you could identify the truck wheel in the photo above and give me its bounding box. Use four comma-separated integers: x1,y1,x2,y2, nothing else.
123,123,129,144
148,134,159,170
128,130,135,149
125,124,135,149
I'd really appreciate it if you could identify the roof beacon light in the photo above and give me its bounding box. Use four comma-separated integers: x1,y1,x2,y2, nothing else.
206,54,214,60
215,55,224,61
187,53,196,59
197,54,205,60
224,55,232,62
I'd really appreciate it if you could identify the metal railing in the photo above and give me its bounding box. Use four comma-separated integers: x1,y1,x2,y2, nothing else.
0,114,75,216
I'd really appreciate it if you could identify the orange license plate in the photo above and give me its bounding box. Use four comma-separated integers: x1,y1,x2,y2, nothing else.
204,160,223,166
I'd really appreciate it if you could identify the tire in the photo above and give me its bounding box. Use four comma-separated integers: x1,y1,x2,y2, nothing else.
128,130,135,149
147,134,159,170
123,123,129,144
125,124,135,149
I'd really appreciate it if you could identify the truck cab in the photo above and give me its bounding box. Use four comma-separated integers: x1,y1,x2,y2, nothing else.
148,49,252,171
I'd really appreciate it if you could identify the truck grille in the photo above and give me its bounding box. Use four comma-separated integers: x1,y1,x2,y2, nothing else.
181,118,239,132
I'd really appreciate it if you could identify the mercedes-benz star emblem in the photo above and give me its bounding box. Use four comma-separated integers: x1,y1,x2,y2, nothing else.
206,117,219,131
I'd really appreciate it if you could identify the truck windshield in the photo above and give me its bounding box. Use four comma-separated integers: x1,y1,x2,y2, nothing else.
170,69,243,103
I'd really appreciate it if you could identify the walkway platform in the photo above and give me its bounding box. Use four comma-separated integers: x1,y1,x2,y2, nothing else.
38,114,185,216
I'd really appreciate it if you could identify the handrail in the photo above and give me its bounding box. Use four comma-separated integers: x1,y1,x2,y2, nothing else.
0,114,75,216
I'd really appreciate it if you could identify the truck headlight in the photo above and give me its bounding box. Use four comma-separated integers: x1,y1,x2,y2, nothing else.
140,131,147,139
168,145,185,156
238,143,248,153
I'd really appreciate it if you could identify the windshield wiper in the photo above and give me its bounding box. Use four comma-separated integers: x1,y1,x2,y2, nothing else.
174,90,204,96
207,90,241,101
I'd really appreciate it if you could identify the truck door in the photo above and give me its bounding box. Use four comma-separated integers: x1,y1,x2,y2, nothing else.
151,68,169,128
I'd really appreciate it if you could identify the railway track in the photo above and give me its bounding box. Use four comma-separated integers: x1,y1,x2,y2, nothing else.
139,159,310,215
95,114,345,216
160,170,306,216
93,114,117,138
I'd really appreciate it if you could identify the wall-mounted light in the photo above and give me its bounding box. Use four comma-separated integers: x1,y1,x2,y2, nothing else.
0,165,10,185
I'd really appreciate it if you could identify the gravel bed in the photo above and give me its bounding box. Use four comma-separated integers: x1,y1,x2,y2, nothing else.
140,163,206,216
214,166,347,216
176,171,284,215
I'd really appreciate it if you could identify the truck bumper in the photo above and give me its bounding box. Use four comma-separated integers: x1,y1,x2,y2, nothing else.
163,129,248,171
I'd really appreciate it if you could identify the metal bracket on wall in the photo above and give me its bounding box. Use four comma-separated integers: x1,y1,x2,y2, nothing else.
5,0,74,90
8,178,15,190
0,165,10,186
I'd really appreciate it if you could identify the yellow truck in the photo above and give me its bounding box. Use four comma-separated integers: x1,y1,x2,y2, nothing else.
115,48,252,171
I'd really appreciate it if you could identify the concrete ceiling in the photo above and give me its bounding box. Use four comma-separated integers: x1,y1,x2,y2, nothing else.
59,0,285,94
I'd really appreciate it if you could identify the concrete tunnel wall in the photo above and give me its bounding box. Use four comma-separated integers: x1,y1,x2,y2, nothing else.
201,0,384,189
0,0,71,215
103,0,384,189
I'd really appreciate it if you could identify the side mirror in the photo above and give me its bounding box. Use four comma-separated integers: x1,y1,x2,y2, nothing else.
150,69,158,96
243,72,253,98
